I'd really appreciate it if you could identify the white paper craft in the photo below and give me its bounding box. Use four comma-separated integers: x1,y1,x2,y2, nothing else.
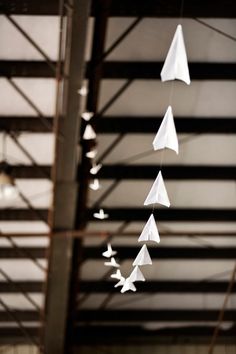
89,179,101,191
90,163,102,175
138,214,160,244
81,111,94,121
152,106,178,154
121,277,137,293
111,269,122,280
83,125,96,140
104,257,120,268
114,277,126,288
93,209,109,220
129,266,145,282
102,243,117,258
144,171,170,207
160,24,190,85
132,244,152,266
86,149,97,159
78,86,88,96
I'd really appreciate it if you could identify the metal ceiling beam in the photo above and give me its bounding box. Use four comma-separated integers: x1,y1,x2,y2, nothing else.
77,310,236,322
74,325,236,345
2,61,236,80
97,165,236,180
1,309,236,323
1,326,236,345
10,164,236,180
0,209,48,221
0,281,43,293
2,0,236,17
1,280,236,294
2,246,236,260
1,208,236,222
2,116,236,134
80,281,236,293
0,117,53,132
83,246,236,260
88,208,236,222
98,117,236,134
92,62,236,80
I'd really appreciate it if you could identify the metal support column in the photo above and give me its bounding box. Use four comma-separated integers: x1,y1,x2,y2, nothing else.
44,1,91,353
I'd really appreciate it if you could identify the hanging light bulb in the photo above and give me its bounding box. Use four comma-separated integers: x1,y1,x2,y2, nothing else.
0,164,18,200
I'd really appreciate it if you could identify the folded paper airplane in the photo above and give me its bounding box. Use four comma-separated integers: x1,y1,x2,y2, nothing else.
89,179,101,191
111,269,122,280
133,244,152,266
103,243,117,258
161,24,190,85
90,163,102,175
138,214,160,243
86,149,98,159
144,171,170,207
104,257,120,268
81,111,94,121
121,277,137,293
93,209,109,220
78,86,88,96
152,106,178,154
115,276,126,288
83,125,96,140
129,266,145,282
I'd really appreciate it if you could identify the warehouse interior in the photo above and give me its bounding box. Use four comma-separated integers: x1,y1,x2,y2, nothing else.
0,0,236,353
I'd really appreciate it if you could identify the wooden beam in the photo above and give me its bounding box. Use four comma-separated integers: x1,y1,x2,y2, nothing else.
9,164,236,180
2,116,236,134
98,117,236,134
2,0,236,17
88,208,236,222
1,208,236,222
1,61,236,80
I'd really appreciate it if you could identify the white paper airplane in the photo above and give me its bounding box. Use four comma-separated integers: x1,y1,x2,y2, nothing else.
138,214,160,244
78,86,88,96
89,179,101,191
86,149,97,159
111,269,122,280
93,209,109,220
161,24,190,85
90,163,102,175
144,171,170,207
83,125,96,140
152,106,179,154
129,266,145,282
132,244,152,266
102,243,117,258
121,277,137,293
81,111,94,121
104,257,120,268
114,277,126,288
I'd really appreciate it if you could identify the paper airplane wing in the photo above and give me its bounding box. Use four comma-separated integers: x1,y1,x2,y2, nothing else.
161,24,190,85
129,266,145,282
114,277,125,288
121,278,137,293
83,125,96,140
138,214,160,243
133,244,152,266
144,171,170,207
152,106,179,154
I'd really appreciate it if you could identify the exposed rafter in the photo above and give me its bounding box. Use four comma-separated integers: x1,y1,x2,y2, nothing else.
2,0,236,17
1,61,236,80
